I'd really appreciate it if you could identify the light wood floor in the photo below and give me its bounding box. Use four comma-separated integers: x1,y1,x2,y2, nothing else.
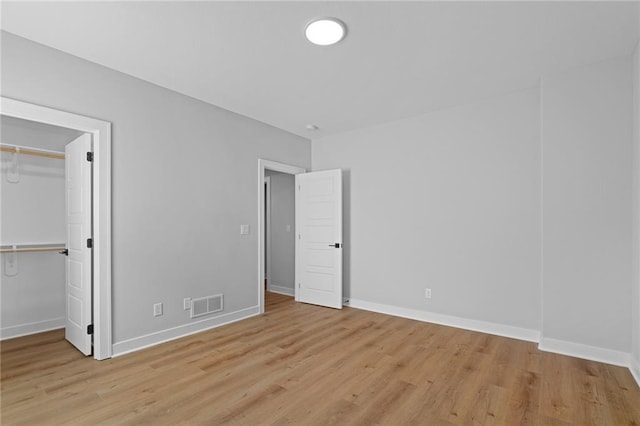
2,292,639,425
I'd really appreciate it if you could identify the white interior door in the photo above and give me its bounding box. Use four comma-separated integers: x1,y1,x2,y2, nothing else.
65,133,93,355
295,169,342,309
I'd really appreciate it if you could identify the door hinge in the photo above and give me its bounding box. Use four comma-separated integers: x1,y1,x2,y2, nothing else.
87,152,93,162
87,324,94,335
87,238,93,248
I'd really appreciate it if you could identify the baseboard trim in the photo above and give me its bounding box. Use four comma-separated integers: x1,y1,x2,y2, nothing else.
538,337,630,368
630,357,640,389
267,284,294,297
112,305,260,357
345,298,540,343
0,317,65,340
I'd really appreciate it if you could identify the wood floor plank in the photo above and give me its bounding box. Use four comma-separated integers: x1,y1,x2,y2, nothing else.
2,291,639,425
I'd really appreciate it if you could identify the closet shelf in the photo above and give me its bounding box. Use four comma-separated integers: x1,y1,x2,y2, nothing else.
0,243,66,254
0,144,65,160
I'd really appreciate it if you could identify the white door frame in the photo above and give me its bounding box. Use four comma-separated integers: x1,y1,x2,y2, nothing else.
264,176,271,287
258,159,305,313
1,96,112,360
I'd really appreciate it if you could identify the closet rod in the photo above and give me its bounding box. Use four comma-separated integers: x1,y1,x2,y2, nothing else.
0,243,66,254
0,144,65,160
0,246,65,254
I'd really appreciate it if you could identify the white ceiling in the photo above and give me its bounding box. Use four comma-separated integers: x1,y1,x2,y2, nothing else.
1,1,639,138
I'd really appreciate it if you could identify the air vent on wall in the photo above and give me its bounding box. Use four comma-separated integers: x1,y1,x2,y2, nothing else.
191,294,223,318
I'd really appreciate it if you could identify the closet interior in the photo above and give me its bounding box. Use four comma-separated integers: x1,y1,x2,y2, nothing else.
0,116,84,340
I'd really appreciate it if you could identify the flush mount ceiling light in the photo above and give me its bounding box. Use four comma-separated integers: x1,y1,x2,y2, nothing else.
305,18,347,46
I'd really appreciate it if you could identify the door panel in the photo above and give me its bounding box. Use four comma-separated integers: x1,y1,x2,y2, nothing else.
296,169,342,309
65,133,92,355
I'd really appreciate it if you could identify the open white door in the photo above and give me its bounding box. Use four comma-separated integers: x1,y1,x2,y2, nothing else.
296,169,342,309
65,133,93,355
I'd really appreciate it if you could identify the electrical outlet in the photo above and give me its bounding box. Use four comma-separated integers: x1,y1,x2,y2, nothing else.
425,288,432,299
240,224,250,235
184,297,192,310
153,303,163,316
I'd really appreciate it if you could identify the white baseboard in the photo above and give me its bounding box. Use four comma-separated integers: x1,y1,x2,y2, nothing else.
345,298,540,343
267,284,294,297
630,357,640,389
538,337,630,368
1,317,65,340
112,305,260,357
345,299,636,371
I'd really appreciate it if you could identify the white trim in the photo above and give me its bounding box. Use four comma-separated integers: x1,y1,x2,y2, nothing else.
347,298,636,372
346,298,540,343
631,357,640,389
0,317,65,340
112,305,260,357
267,285,295,297
1,96,112,360
258,159,306,314
539,78,545,340
538,337,630,368
634,38,640,390
264,176,271,283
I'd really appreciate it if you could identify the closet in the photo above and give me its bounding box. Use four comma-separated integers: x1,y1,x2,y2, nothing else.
264,169,296,300
0,116,86,347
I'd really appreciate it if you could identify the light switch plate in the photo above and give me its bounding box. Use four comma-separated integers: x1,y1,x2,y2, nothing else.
240,224,250,235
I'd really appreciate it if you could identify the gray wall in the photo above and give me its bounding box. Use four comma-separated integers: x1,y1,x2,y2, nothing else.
1,32,311,346
265,170,295,293
313,54,635,356
313,89,542,332
542,56,633,353
0,119,72,337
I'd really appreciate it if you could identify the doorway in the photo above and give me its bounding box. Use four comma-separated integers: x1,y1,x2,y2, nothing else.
264,170,296,305
1,96,112,360
258,160,306,314
258,159,344,314
0,117,84,346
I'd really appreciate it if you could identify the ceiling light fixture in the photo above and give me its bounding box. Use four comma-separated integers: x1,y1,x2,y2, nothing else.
306,124,319,131
305,18,346,46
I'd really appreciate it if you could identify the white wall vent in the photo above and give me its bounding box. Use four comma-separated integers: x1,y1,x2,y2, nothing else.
190,294,223,318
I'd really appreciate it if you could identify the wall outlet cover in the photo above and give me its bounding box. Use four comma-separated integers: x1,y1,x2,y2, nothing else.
153,303,163,316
